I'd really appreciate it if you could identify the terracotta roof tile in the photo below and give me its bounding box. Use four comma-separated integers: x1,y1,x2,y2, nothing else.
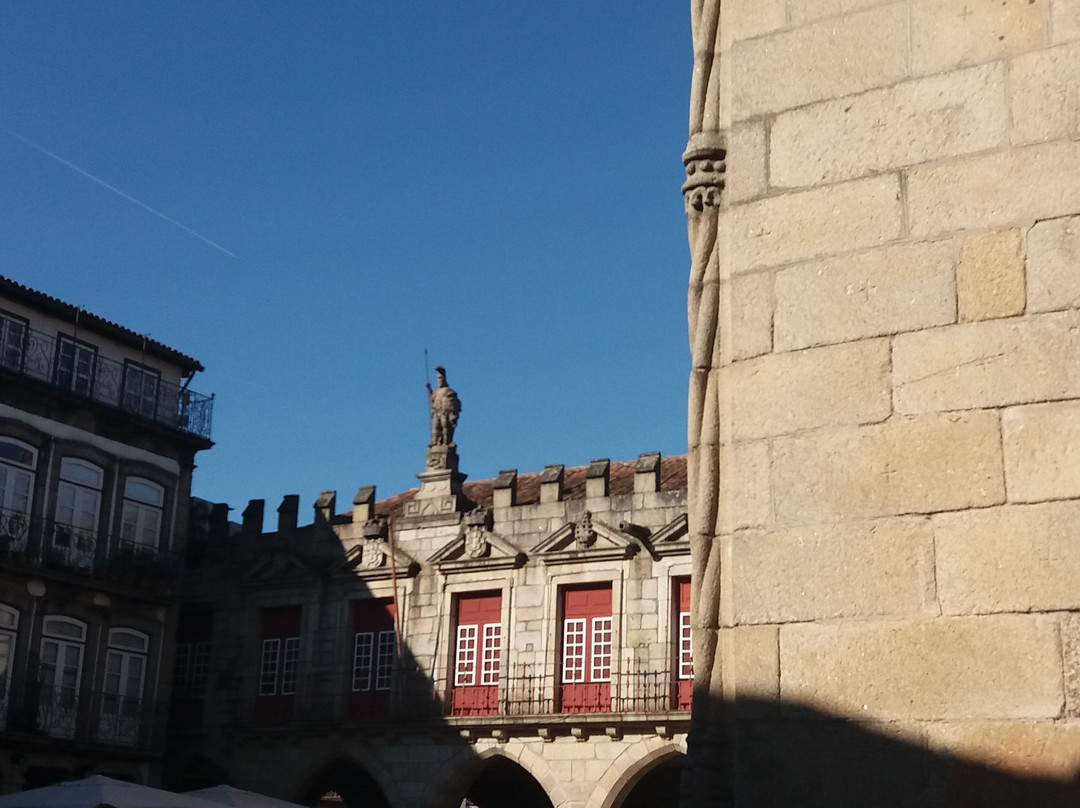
0,275,204,373
375,454,686,522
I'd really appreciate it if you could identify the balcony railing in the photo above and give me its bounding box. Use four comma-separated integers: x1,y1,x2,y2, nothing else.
228,660,690,729
0,674,167,750
0,506,182,588
443,661,689,717
1,326,212,440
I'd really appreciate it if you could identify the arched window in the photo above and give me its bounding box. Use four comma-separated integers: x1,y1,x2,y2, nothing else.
0,439,35,549
54,459,103,568
99,628,149,745
121,478,164,549
39,616,86,738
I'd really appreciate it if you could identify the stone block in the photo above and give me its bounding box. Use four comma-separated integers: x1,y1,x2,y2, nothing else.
1009,41,1080,144
771,63,1007,188
780,615,1064,720
957,229,1026,321
1003,399,1080,502
1064,613,1080,717
729,175,903,273
934,501,1080,614
894,310,1080,413
911,0,1049,74
774,240,957,351
726,121,767,204
721,624,779,702
1028,215,1080,313
727,271,773,361
789,0,890,25
731,517,936,624
1054,0,1080,43
908,140,1080,237
723,0,788,44
719,440,772,532
926,721,1080,780
772,414,1005,523
731,4,908,119
729,338,891,440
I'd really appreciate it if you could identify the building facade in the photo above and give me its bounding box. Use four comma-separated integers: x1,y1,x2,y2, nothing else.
168,443,689,808
683,2,1080,805
0,277,213,791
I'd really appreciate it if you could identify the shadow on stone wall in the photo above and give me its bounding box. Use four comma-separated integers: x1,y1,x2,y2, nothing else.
163,500,514,808
685,696,1080,808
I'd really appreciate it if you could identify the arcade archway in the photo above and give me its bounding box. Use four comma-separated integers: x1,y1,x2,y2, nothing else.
604,749,685,808
296,759,391,808
459,755,554,808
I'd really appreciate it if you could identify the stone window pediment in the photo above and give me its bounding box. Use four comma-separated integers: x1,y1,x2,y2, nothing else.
531,512,643,565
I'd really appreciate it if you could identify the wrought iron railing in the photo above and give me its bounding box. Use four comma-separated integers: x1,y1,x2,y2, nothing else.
0,507,182,587
230,660,690,728
1,675,167,749
1,325,212,440
442,660,688,717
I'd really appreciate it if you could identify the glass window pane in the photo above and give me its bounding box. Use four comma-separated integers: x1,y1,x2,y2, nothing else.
59,460,102,489
124,479,163,506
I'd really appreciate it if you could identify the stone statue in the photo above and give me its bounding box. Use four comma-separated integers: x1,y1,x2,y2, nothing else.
426,365,461,446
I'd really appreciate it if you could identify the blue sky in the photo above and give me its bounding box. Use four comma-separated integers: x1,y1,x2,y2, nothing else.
0,3,692,524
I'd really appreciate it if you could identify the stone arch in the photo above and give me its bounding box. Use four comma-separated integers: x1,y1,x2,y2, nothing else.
589,737,688,808
425,744,565,808
292,755,395,808
163,755,231,793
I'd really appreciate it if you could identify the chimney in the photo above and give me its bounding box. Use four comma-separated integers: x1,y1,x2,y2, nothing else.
586,458,610,499
493,469,518,508
315,490,336,525
277,495,299,533
634,452,662,494
540,464,565,503
352,486,376,523
242,500,264,535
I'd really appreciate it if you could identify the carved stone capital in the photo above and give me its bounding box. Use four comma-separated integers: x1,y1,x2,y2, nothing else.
682,132,727,212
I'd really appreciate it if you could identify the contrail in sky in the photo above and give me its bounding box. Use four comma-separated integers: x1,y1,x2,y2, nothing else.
2,126,237,258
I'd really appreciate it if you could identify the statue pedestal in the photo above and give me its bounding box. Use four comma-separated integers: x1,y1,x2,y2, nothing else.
403,444,468,520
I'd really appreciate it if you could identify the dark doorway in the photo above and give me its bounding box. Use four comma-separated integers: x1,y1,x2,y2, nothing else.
615,753,684,808
463,756,553,808
297,760,390,808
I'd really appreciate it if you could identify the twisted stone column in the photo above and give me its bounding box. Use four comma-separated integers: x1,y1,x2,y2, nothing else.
683,1,727,806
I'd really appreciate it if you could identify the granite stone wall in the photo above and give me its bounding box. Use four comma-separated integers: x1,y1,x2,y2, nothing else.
685,1,1080,804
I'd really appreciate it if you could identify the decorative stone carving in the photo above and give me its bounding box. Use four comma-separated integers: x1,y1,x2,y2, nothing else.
682,132,726,212
463,508,491,559
574,511,596,549
427,365,461,450
361,516,388,569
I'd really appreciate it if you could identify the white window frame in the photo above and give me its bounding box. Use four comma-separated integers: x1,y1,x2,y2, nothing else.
0,438,36,520
280,637,300,696
39,616,86,739
352,632,375,692
121,477,164,550
480,623,500,687
122,361,160,419
54,459,103,565
100,628,148,745
55,335,97,397
678,611,693,680
590,616,613,683
561,618,587,684
454,624,478,687
374,630,394,691
258,638,280,696
0,311,27,371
